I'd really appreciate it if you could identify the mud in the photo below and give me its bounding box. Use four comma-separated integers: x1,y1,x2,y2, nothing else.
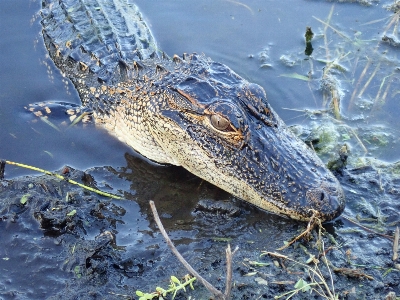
1,153,399,299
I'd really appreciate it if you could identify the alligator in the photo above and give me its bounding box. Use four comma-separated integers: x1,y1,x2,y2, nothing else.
40,0,345,221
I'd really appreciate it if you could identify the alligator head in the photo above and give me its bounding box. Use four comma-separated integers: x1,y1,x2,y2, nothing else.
145,54,345,222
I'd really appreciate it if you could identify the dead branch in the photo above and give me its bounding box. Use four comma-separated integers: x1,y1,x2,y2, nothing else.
333,267,374,280
0,160,5,180
277,210,322,251
341,215,394,241
149,200,237,300
224,244,239,299
393,227,399,261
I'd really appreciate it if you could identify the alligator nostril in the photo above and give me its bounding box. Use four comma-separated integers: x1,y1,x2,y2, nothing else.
305,185,345,221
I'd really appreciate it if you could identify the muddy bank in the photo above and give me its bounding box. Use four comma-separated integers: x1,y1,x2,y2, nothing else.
0,154,399,299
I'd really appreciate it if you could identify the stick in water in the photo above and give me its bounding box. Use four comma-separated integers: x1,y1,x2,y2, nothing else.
149,200,237,300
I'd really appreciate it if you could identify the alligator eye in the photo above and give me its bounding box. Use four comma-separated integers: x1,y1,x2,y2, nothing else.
210,114,230,131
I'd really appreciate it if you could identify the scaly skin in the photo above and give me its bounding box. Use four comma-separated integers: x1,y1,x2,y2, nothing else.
40,0,345,221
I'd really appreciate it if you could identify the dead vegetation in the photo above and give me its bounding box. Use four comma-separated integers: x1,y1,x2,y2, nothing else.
147,199,400,299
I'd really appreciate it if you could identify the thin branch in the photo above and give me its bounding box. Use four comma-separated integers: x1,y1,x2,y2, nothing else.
277,210,321,251
223,0,254,14
0,160,5,180
393,227,399,261
348,127,368,153
1,160,121,199
264,251,336,299
313,15,352,42
321,240,336,297
323,5,335,62
224,245,238,298
341,215,394,240
149,200,226,299
357,62,381,99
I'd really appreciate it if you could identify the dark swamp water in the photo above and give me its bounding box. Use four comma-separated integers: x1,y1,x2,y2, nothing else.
1,0,400,299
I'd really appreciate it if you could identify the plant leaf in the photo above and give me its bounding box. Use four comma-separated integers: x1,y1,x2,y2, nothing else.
294,278,311,292
171,276,181,284
67,209,77,216
20,193,31,205
279,73,310,81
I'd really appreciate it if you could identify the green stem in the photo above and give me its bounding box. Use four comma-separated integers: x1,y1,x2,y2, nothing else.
3,160,122,199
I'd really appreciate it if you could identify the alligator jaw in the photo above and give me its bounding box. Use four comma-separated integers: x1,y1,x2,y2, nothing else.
146,57,345,222
148,106,345,222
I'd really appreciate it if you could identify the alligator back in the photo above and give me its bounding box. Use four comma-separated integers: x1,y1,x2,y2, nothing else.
41,0,157,84
41,0,175,163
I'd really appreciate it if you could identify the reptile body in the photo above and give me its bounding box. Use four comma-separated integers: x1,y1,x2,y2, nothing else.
40,0,345,221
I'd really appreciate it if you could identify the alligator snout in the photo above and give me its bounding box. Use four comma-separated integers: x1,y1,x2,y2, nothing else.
305,184,345,221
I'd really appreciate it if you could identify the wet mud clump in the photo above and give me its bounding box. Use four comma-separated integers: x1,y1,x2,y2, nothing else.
0,156,399,299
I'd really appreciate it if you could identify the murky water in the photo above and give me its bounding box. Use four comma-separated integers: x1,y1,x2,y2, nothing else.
0,0,399,299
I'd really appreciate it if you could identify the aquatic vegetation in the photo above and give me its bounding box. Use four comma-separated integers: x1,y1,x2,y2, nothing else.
135,275,196,300
275,4,400,167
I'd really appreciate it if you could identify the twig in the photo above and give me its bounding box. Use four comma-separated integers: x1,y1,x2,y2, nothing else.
333,267,374,280
263,252,288,260
380,75,393,104
225,244,238,299
313,15,352,42
1,160,121,199
263,251,336,299
331,85,341,120
321,240,336,296
393,227,399,261
318,246,335,259
149,200,232,299
223,0,254,14
277,210,321,251
322,5,335,62
357,62,381,99
0,160,5,180
341,215,394,240
348,57,371,110
348,127,368,153
373,74,392,107
393,12,399,36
